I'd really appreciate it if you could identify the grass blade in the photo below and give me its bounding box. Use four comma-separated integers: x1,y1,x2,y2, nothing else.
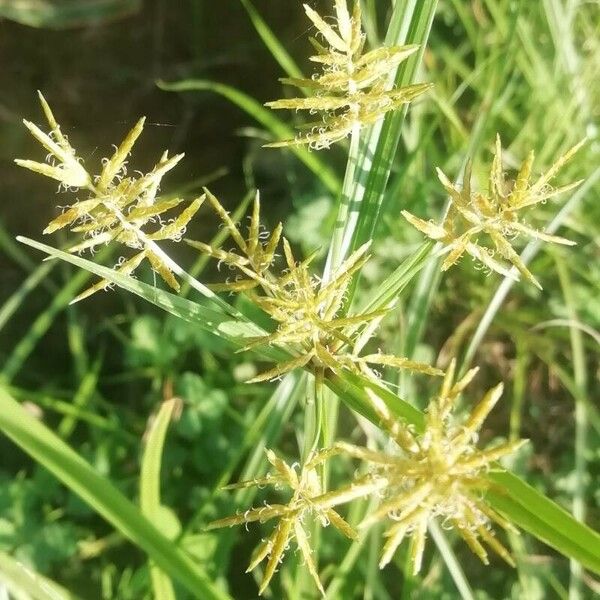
488,471,600,575
428,522,475,600
0,551,77,600
140,399,180,600
0,387,230,600
17,236,277,357
0,261,55,332
361,241,434,313
344,0,439,261
0,246,111,384
555,255,590,599
0,0,141,29
239,0,302,79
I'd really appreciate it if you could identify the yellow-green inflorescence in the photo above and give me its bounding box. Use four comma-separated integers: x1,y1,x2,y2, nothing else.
402,135,585,288
338,359,527,574
15,92,202,302
15,5,549,592
207,448,381,594
187,191,442,383
209,361,527,592
265,0,431,148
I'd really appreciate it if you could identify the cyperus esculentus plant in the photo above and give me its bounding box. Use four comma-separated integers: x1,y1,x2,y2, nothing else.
265,0,431,148
10,0,600,597
402,135,585,288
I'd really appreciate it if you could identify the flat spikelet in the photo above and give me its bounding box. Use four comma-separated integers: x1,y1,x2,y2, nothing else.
402,135,585,288
338,359,527,574
187,192,442,382
265,0,431,149
15,93,203,300
207,448,373,595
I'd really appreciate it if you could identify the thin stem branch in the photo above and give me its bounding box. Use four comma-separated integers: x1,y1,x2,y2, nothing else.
556,255,588,600
323,123,362,285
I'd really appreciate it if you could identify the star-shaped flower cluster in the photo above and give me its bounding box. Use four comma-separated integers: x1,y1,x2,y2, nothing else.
187,193,442,382
15,92,202,300
265,0,431,148
402,135,585,288
338,359,527,573
207,448,378,595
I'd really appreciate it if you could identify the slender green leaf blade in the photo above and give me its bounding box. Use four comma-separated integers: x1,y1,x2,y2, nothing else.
488,471,600,574
0,0,141,28
239,0,303,79
0,550,77,600
0,387,230,599
17,236,274,354
140,399,179,600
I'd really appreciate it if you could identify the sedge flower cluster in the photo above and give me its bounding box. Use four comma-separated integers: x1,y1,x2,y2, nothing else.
402,135,584,288
337,359,526,573
187,192,442,382
207,448,379,594
15,92,202,301
210,361,526,593
265,0,431,148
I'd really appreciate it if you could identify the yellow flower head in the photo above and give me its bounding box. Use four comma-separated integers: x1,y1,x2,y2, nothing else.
402,135,585,288
338,359,527,574
15,93,202,300
207,448,375,595
265,0,431,148
187,192,442,382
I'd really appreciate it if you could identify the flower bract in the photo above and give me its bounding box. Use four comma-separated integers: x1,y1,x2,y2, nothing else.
402,135,585,288
265,0,431,148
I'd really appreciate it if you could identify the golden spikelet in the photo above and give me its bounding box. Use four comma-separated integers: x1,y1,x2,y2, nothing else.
402,135,585,288
265,0,431,149
15,92,202,300
338,359,527,573
186,192,442,382
207,448,371,595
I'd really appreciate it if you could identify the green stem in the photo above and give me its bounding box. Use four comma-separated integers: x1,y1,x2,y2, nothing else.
428,522,475,600
556,255,588,600
295,369,325,600
509,341,528,442
323,123,362,284
302,369,325,463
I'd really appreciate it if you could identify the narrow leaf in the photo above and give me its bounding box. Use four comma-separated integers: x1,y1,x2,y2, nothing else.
0,387,230,599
